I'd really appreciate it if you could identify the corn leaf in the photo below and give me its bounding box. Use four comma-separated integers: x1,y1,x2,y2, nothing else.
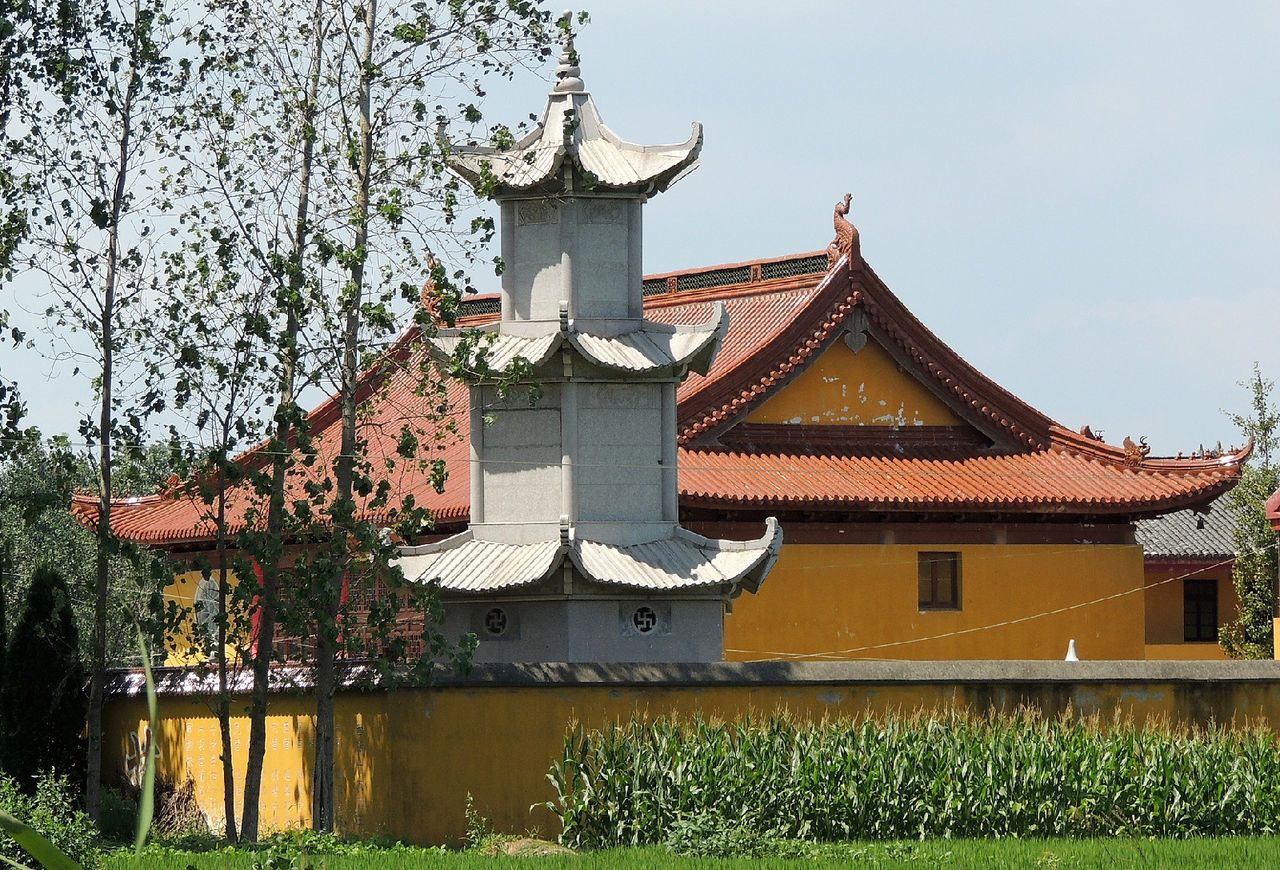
0,811,79,870
134,627,158,853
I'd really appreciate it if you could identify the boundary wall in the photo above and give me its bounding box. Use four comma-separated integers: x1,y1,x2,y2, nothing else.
104,661,1280,844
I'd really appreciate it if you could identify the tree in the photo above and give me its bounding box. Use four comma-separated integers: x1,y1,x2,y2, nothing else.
1220,364,1280,659
1,0,189,813
158,231,274,841
2,0,186,817
177,0,561,835
177,0,334,838
0,435,171,667
0,567,86,791
293,0,565,832
0,539,10,762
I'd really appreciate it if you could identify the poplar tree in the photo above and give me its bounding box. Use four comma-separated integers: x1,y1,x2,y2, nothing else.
180,0,340,839
159,225,274,840
1221,365,1280,659
179,0,557,836
293,0,565,832
1,0,185,817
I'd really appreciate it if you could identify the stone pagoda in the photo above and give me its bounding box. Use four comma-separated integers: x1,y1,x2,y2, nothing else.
394,37,781,662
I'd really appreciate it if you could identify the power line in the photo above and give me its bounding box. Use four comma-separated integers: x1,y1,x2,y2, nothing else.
723,548,1271,662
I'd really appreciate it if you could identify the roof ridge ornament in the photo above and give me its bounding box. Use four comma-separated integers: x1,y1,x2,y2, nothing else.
826,192,861,269
1123,435,1151,467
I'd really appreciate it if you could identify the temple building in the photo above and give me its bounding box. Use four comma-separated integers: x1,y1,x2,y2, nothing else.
74,47,1249,664
1135,495,1239,658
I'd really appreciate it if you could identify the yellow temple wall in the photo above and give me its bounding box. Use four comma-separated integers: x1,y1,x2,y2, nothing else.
164,566,246,666
723,543,1146,661
1142,564,1237,660
745,339,964,427
105,663,1280,845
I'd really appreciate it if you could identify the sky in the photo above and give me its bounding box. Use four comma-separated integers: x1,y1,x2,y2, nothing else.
5,1,1280,454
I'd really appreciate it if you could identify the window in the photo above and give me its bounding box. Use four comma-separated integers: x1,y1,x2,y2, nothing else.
620,602,670,637
632,606,659,635
193,577,219,650
1183,580,1218,642
918,552,961,610
483,607,509,637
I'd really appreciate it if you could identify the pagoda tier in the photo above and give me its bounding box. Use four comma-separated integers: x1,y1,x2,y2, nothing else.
396,518,779,596
395,35,781,626
426,302,727,376
444,38,701,198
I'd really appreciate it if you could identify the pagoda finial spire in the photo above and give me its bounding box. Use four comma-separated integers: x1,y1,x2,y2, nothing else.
553,11,584,93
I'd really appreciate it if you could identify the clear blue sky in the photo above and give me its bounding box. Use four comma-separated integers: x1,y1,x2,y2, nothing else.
9,1,1280,454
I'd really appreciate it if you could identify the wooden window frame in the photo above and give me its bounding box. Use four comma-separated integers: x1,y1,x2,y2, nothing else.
1183,578,1218,643
918,551,961,611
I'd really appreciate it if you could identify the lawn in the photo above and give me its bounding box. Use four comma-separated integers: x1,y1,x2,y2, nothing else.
103,838,1280,868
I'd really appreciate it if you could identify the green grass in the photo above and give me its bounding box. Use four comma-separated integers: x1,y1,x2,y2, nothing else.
103,838,1280,869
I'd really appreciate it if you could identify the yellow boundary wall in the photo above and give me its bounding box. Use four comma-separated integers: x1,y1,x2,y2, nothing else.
105,661,1280,844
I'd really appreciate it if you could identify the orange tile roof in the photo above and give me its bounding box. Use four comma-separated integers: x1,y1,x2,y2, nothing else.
679,447,1241,514
73,251,1248,546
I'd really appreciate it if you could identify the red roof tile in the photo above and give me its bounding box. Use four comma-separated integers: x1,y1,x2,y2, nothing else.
679,447,1242,515
73,251,1248,545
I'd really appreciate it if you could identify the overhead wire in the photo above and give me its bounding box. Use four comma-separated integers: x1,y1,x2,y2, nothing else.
723,546,1274,661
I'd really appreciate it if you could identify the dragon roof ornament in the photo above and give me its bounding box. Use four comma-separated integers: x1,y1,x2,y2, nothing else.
826,192,861,268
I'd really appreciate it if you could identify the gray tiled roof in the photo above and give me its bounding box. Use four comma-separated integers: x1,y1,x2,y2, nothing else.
394,520,782,595
1135,494,1237,560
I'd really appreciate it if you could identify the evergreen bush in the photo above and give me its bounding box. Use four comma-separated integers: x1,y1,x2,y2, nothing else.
1,565,86,789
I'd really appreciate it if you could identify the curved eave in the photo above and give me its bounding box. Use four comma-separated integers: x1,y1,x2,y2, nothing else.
394,521,781,597
427,328,562,374
680,480,1241,518
570,303,728,375
444,91,702,196
431,305,728,379
1047,427,1254,471
569,518,781,594
395,531,564,593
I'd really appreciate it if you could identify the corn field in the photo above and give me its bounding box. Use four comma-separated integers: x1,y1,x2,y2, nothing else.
546,710,1280,848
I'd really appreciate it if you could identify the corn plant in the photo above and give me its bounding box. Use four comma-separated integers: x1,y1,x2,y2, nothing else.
547,709,1280,849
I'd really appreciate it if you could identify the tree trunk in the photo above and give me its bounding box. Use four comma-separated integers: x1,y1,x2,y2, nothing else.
86,41,138,819
313,0,375,833
240,1,324,836
214,465,238,842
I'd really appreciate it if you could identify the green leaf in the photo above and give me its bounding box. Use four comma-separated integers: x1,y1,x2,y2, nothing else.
0,811,79,870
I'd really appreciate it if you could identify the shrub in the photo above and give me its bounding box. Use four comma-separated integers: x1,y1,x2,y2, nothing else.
548,710,1280,849
1,566,86,790
0,770,100,868
97,786,139,844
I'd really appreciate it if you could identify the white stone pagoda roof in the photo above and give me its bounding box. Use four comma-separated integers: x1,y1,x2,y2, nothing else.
444,42,702,196
428,302,728,377
394,519,781,596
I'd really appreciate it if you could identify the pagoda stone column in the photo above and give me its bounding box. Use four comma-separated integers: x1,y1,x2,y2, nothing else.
395,36,780,663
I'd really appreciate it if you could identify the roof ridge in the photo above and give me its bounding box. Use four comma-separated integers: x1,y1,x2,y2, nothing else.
643,250,827,281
